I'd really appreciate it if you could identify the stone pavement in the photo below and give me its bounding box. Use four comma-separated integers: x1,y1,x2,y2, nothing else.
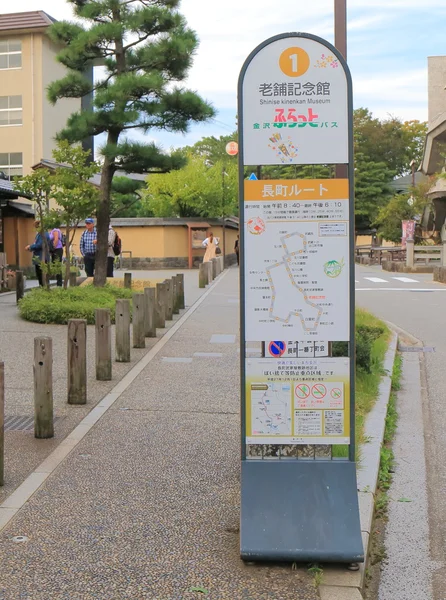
0,267,317,600
0,270,205,505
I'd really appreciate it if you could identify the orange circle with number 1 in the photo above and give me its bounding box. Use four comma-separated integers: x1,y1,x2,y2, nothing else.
279,47,310,78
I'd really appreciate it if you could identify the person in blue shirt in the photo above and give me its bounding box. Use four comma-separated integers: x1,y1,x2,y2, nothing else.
80,218,97,277
25,220,50,287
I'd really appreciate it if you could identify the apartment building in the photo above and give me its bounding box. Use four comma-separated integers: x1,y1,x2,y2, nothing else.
0,10,92,182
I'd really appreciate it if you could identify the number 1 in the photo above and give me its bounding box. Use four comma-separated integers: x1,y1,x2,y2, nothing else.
290,53,298,73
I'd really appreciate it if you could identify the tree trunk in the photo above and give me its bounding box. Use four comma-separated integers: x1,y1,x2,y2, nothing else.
94,151,116,287
64,225,71,289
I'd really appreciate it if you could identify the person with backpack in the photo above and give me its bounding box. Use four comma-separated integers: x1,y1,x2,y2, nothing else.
49,226,64,287
25,220,51,287
107,225,122,277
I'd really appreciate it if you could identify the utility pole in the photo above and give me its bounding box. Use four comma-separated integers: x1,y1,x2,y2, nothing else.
334,0,347,179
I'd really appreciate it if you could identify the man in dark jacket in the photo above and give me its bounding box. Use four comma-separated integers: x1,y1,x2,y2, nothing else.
25,220,50,287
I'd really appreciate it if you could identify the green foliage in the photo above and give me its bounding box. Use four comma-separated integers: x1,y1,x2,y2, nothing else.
47,0,215,285
143,153,238,218
111,176,149,217
354,108,427,177
333,309,389,459
19,285,133,324
353,108,427,231
376,179,432,243
354,152,394,231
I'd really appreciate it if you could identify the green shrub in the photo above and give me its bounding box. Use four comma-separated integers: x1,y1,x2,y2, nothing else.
356,324,385,373
19,285,134,324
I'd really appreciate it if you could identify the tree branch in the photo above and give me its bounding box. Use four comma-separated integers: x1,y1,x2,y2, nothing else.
123,33,152,52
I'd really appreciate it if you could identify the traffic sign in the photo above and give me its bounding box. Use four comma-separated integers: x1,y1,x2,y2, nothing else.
248,172,258,180
268,340,286,357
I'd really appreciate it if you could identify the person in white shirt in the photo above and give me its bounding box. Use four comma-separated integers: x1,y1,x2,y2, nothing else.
202,232,218,262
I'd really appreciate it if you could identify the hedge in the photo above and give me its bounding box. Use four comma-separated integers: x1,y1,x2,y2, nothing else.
19,285,134,325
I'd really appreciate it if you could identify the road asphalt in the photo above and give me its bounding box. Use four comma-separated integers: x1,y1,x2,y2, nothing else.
355,264,445,600
0,267,317,600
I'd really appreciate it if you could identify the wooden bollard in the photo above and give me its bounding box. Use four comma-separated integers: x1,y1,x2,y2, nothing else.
172,277,179,314
34,337,54,439
199,263,207,288
219,256,224,272
67,319,87,404
212,258,218,279
115,299,131,362
95,309,112,380
164,280,172,321
144,287,156,338
206,261,213,284
124,272,132,289
155,282,166,329
69,271,77,287
176,274,185,310
0,362,4,486
16,270,24,304
132,293,146,348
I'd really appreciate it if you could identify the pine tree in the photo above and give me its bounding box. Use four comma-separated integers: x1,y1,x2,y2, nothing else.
47,0,215,285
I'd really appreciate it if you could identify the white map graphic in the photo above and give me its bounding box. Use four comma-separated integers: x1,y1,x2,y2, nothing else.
245,212,350,341
267,232,322,332
251,382,292,436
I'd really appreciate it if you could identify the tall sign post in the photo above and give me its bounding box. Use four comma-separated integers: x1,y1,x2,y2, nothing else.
238,33,363,563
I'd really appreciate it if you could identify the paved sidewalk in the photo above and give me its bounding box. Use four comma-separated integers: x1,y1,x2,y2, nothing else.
0,268,317,600
0,270,204,504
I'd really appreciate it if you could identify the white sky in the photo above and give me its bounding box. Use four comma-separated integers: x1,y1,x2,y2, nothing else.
6,0,446,148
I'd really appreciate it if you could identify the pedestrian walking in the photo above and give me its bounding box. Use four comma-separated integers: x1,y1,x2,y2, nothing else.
49,226,64,287
107,225,117,278
25,220,50,287
234,235,240,266
80,218,97,277
202,232,218,263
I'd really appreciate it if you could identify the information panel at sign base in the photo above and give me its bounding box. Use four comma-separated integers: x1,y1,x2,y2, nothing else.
238,32,363,565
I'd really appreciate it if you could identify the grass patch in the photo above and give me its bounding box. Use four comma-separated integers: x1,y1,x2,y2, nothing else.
375,354,401,519
333,308,390,459
19,284,134,325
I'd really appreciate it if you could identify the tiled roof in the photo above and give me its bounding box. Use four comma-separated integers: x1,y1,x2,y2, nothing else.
0,178,31,199
0,11,56,33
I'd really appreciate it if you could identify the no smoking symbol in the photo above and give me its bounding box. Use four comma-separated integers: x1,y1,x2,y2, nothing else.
331,388,342,399
295,384,310,399
312,384,326,399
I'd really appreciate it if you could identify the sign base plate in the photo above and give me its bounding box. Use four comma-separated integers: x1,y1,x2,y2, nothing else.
241,460,363,563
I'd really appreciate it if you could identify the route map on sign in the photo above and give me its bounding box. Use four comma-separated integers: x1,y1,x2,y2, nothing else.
244,179,350,342
251,382,292,436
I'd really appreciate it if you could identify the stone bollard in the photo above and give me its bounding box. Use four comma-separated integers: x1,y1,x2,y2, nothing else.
206,261,213,284
34,336,54,439
0,361,4,486
95,308,112,380
67,319,87,405
172,277,179,314
115,299,131,362
16,270,24,304
124,272,132,289
442,241,446,268
144,287,157,338
199,263,207,288
164,280,173,321
219,256,224,272
212,258,218,279
69,271,77,287
132,293,146,348
155,282,166,329
176,274,185,310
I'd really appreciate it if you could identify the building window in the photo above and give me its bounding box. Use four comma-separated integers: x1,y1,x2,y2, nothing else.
0,96,22,126
0,152,23,180
0,40,22,69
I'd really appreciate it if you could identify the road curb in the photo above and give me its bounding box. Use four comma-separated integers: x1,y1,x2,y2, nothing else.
321,332,398,598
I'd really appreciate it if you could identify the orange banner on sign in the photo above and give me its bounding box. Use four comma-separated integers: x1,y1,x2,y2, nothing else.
244,179,349,201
